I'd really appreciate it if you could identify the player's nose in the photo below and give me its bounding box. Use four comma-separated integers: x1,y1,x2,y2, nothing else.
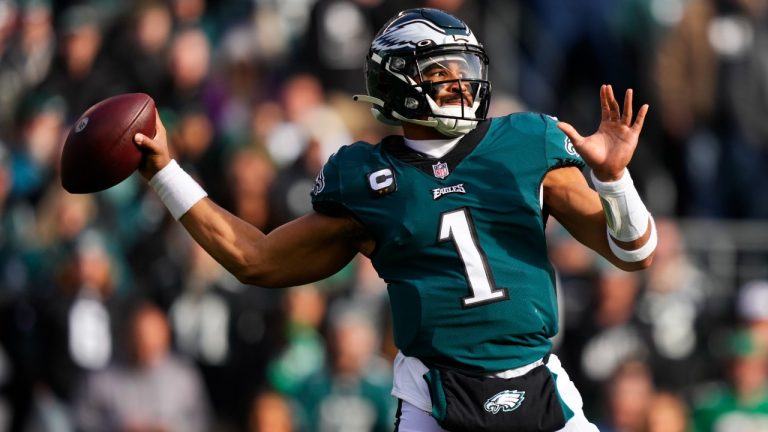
446,78,469,93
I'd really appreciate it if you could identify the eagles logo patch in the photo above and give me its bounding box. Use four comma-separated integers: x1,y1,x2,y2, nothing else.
311,169,325,195
564,137,577,156
484,390,526,414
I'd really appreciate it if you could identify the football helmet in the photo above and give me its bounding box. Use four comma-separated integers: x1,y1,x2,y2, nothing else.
354,8,491,137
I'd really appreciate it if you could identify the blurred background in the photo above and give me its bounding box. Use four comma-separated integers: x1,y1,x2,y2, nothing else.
0,0,766,431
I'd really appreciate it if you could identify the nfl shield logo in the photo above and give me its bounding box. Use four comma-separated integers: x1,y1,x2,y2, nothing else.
432,162,450,179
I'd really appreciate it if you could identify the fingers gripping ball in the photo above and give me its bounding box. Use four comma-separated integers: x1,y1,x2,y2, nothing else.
61,93,156,193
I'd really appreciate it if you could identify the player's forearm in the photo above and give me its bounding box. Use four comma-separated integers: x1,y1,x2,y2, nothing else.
590,168,657,268
180,198,269,284
553,202,652,271
148,159,362,288
544,167,655,271
147,159,276,285
601,218,655,271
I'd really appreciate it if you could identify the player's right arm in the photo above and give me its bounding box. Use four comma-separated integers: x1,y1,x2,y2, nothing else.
134,112,371,288
181,201,368,288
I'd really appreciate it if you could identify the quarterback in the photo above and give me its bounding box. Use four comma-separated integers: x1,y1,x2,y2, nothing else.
134,8,656,432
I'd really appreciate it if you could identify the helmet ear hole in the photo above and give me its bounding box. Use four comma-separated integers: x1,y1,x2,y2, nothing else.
390,57,407,71
404,98,419,109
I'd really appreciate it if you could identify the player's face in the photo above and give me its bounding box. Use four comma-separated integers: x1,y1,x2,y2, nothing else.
422,61,474,107
415,53,485,109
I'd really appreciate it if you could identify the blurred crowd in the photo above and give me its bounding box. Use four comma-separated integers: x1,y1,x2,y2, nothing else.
0,0,766,431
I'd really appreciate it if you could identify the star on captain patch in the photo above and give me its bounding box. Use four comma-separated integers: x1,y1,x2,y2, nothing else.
432,161,449,179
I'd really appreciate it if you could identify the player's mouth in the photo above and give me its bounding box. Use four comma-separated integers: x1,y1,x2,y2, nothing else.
440,95,473,106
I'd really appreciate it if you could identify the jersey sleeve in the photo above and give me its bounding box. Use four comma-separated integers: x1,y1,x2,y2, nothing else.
542,114,586,171
310,147,351,217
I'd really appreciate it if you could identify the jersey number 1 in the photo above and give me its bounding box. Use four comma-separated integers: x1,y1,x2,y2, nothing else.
438,208,509,307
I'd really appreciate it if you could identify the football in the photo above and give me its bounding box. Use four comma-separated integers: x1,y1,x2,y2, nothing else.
60,93,156,194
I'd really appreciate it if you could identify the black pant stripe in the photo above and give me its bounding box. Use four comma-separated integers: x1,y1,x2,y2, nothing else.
393,399,403,431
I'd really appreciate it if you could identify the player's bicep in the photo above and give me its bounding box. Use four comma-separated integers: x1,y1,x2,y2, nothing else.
242,212,366,288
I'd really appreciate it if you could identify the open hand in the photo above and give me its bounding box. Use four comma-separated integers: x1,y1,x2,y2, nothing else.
557,85,649,181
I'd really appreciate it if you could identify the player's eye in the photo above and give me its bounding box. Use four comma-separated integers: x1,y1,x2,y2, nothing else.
430,69,461,83
425,68,447,79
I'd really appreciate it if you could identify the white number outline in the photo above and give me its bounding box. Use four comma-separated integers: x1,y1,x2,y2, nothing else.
438,208,509,307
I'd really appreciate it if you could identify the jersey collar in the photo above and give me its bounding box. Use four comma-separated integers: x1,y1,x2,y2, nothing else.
382,119,491,178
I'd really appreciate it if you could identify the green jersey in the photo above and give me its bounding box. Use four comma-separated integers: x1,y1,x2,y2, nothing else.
692,386,768,432
311,113,584,372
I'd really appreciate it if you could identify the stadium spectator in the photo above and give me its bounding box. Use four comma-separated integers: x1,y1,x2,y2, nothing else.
6,92,65,203
298,0,404,94
598,359,655,432
0,0,55,136
248,389,295,432
562,264,649,418
647,391,689,432
691,328,768,431
38,3,124,121
29,229,125,430
74,302,211,432
637,218,718,391
266,284,327,397
292,300,394,432
103,0,173,98
738,279,768,347
156,26,214,117
225,147,274,230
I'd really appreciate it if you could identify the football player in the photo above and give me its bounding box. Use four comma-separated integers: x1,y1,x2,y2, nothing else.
134,8,656,432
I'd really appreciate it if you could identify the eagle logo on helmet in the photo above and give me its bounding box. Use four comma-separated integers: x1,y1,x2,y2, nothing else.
370,18,478,52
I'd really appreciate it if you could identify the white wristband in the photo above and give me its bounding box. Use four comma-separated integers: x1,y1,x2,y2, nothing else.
149,159,207,220
590,168,650,242
607,216,657,262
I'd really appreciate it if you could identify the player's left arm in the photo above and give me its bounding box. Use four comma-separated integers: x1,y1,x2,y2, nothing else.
548,84,656,270
543,166,654,271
